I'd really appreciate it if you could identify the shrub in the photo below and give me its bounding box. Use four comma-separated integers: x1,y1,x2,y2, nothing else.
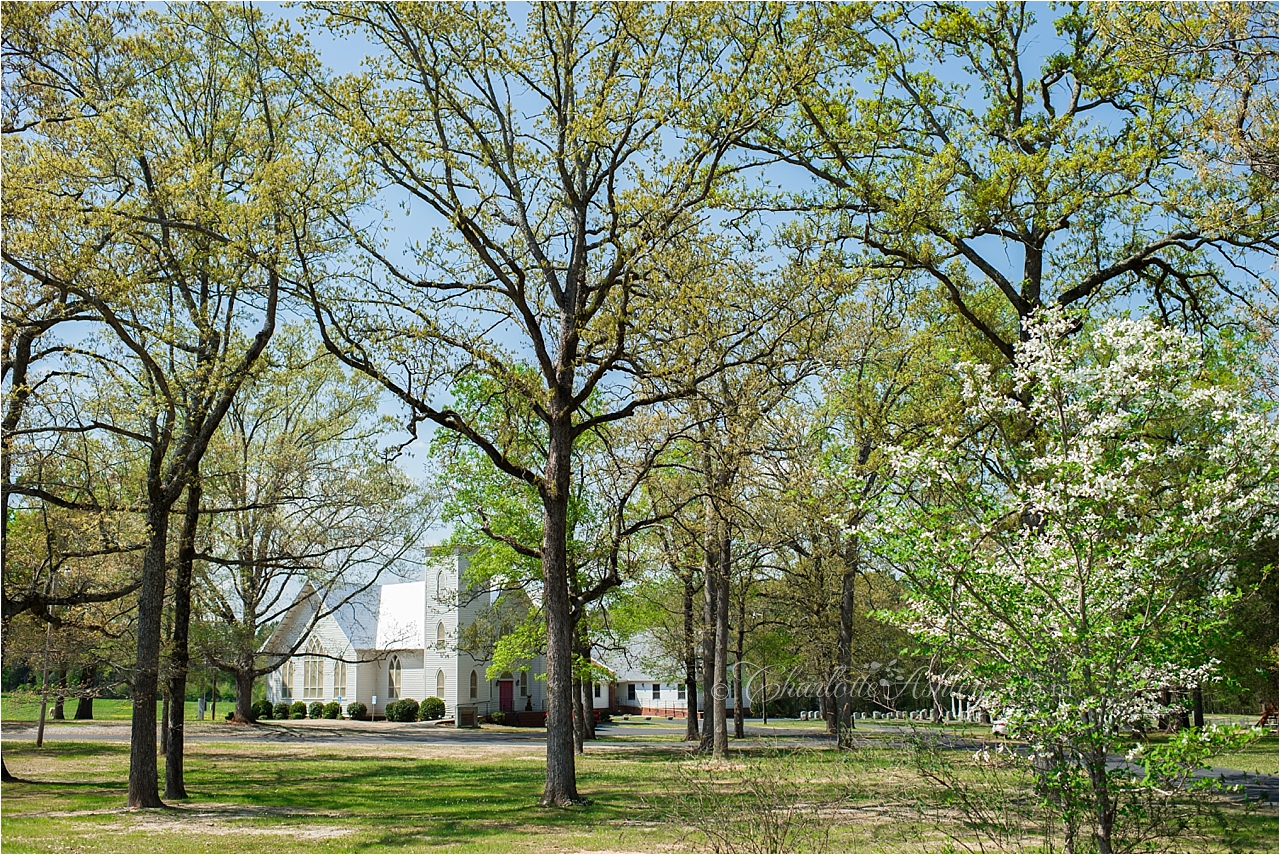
346,701,368,721
225,711,234,721
323,701,341,719
274,702,290,720
290,700,307,719
420,696,446,720
489,711,506,725
309,701,325,719
386,698,419,722
251,699,274,720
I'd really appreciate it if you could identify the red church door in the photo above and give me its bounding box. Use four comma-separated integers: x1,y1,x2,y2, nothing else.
499,680,514,712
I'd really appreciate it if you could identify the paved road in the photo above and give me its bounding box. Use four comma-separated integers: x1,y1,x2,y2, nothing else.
5,718,1274,804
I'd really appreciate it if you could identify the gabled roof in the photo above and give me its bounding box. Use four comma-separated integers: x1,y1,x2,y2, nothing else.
593,632,681,682
322,584,383,649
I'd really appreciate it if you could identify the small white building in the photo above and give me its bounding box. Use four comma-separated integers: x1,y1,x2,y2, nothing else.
263,552,545,719
593,633,750,719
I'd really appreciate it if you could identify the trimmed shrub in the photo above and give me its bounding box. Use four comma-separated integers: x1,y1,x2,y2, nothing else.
323,701,341,719
290,700,307,719
251,699,273,720
309,701,325,719
273,702,290,720
420,696,446,720
346,701,368,721
488,711,506,725
225,711,234,721
386,698,419,722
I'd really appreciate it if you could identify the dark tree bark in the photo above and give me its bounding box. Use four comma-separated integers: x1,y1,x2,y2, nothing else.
233,668,255,723
540,406,582,805
836,540,859,747
75,665,96,719
683,574,701,742
712,527,730,757
571,674,586,756
733,593,746,739
1192,685,1205,728
52,668,67,720
698,513,718,753
165,480,201,799
128,502,170,808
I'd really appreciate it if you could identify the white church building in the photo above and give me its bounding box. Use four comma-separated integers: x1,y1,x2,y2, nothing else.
264,551,750,722
264,552,546,719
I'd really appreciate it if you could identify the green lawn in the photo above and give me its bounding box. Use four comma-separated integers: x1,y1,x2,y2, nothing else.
2,695,210,722
1,730,1273,853
1212,733,1279,776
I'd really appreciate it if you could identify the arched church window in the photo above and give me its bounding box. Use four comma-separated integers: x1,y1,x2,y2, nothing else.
304,638,324,699
469,670,478,699
436,621,446,648
387,654,401,701
436,669,446,699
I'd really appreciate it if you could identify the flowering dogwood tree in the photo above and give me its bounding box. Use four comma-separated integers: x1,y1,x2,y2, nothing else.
876,312,1276,853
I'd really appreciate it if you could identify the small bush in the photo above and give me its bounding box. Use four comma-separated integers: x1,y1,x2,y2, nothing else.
309,701,325,719
489,711,506,725
225,711,234,721
323,701,341,719
386,698,419,722
273,702,290,720
346,701,368,721
251,699,273,720
420,696,446,720
290,700,308,719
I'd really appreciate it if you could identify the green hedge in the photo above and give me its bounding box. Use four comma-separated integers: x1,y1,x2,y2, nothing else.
251,699,274,720
309,701,325,719
420,696,446,720
322,701,341,719
273,701,291,720
386,698,419,722
290,700,308,719
346,701,367,720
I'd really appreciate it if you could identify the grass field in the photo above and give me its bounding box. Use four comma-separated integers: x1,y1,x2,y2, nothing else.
1,725,1274,853
2,695,209,723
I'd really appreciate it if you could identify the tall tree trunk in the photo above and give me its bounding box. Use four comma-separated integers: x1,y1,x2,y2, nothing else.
160,692,170,756
234,666,255,723
540,410,581,806
698,514,718,752
580,677,596,740
836,549,858,746
575,631,595,740
52,668,67,720
712,528,730,758
75,664,96,719
733,593,745,739
571,675,585,755
683,573,700,742
1088,751,1116,854
127,502,171,809
165,480,200,799
1192,685,1205,728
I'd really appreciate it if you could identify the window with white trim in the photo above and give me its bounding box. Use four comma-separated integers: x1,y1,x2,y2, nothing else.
593,683,601,698
387,654,401,701
469,670,478,699
677,682,686,700
335,660,347,700
281,659,294,699
652,682,661,700
436,621,446,648
304,639,324,699
627,683,636,701
520,670,528,697
436,669,446,699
